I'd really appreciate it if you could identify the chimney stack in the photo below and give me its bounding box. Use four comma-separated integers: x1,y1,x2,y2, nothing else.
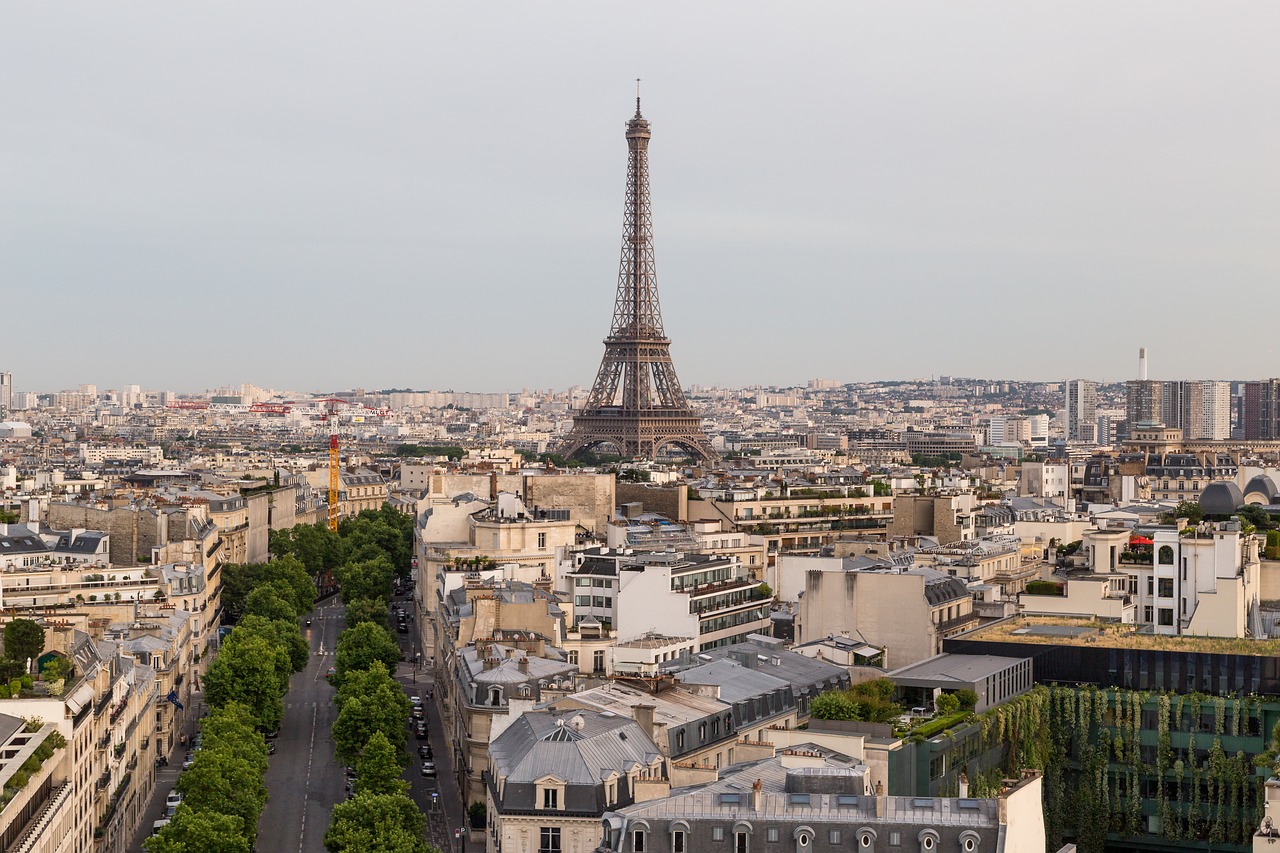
1138,347,1148,381
518,657,529,674
633,703,657,741
751,778,764,811
959,771,969,798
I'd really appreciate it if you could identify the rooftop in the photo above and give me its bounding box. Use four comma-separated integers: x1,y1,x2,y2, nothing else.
958,616,1280,657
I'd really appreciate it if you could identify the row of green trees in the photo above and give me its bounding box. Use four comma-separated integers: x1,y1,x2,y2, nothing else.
144,703,270,853
145,549,315,851
320,508,433,853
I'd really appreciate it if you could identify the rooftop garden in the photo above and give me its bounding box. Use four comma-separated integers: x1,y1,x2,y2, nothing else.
970,616,1280,657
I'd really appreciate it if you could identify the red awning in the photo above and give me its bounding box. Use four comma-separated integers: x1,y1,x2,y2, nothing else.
1129,536,1153,545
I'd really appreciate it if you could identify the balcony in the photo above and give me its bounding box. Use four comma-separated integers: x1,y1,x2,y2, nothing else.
934,613,981,635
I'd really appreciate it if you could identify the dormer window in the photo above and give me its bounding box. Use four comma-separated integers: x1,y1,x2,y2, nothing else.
543,788,558,809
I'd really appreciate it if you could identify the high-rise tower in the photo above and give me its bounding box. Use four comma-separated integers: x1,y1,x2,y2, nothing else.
558,97,718,463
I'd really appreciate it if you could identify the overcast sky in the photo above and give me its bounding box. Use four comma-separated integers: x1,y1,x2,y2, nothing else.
3,3,1277,394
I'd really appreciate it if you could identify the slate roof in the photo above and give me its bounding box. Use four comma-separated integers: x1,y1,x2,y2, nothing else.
670,659,791,705
489,710,661,787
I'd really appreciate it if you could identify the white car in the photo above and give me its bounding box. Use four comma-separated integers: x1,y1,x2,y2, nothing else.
410,695,423,707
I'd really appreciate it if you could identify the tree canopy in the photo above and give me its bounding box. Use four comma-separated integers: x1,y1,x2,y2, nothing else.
204,632,288,731
3,619,45,666
353,731,409,796
333,670,410,765
323,792,430,853
144,805,251,853
345,597,389,630
334,556,397,605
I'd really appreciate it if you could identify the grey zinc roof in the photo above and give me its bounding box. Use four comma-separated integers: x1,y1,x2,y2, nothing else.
665,640,849,693
489,710,661,786
671,659,790,705
886,653,1029,686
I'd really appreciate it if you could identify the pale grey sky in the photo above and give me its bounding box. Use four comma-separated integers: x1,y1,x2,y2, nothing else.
3,3,1277,393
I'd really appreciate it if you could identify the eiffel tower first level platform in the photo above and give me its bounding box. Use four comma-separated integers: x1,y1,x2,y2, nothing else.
558,95,719,465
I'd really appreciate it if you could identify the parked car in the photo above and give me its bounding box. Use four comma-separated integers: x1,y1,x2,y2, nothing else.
415,723,428,739
420,761,436,777
267,741,276,755
409,694,422,707
182,753,195,769
412,706,425,721
418,743,433,760
151,819,171,836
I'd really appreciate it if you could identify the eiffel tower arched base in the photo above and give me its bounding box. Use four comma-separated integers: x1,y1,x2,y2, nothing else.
558,412,719,464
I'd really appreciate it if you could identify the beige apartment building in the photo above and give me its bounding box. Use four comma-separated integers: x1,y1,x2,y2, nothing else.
795,563,978,668
686,491,892,566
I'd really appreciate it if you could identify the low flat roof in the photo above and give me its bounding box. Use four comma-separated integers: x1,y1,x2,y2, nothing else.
957,616,1280,657
887,653,1029,686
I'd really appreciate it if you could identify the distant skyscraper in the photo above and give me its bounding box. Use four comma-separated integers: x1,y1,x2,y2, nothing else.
0,372,10,415
1243,380,1280,440
1096,414,1115,446
1065,380,1097,442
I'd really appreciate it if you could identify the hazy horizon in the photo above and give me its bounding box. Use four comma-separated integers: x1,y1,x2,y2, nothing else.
4,3,1277,393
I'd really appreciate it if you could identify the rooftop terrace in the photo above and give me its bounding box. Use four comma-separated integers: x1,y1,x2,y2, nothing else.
959,615,1280,657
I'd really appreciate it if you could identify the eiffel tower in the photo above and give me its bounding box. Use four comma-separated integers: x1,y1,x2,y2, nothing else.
558,95,718,464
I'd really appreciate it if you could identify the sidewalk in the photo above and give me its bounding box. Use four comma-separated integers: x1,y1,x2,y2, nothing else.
127,690,205,852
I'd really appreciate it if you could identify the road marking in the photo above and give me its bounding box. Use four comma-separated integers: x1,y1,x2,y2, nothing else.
299,704,317,853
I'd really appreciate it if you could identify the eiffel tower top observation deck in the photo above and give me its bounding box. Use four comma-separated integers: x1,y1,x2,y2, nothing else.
558,95,718,464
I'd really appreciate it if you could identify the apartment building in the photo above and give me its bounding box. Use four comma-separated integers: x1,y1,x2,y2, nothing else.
1,627,163,853
597,750,1047,853
795,561,978,668
485,710,666,853
561,548,770,652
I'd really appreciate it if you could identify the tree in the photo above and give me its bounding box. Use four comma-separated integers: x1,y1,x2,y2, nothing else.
954,689,979,711
144,805,251,853
259,555,317,614
335,662,400,711
233,615,309,674
335,622,400,683
243,585,298,624
872,481,892,497
323,792,430,853
334,556,396,605
809,691,862,721
333,686,410,765
203,633,287,731
345,597,389,630
176,749,267,846
354,731,409,796
270,524,343,577
3,619,45,666
1172,500,1206,525
935,692,960,715
199,702,268,776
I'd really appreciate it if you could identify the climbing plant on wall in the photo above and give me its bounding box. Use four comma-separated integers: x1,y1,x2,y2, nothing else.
961,685,1267,853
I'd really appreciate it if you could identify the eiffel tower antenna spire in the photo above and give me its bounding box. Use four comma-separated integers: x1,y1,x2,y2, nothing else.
558,96,718,464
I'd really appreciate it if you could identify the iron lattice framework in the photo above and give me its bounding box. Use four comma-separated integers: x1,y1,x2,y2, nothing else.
559,99,718,464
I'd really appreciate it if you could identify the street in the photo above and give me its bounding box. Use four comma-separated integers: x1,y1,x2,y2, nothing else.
255,595,347,853
127,591,464,852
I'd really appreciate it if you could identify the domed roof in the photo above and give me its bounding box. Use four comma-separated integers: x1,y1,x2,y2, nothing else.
1242,474,1279,504
1200,481,1243,516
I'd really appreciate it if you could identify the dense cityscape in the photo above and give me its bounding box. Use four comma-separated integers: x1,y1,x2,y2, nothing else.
5,6,1278,853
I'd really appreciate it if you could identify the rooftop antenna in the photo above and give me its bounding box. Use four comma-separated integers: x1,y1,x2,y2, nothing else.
635,77,642,116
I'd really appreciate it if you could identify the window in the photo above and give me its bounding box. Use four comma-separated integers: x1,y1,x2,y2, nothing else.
1144,606,1153,622
676,731,685,751
1146,576,1154,595
593,650,605,673
699,723,707,742
889,831,901,847
829,831,841,845
567,651,578,666
767,829,779,843
712,828,724,842
542,788,558,809
633,830,646,852
1158,545,1174,565
538,532,547,549
540,827,561,853
1158,578,1174,598
673,831,686,853
1159,608,1174,626
735,832,749,853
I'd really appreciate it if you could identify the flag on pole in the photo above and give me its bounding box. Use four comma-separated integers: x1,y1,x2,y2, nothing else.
167,689,184,711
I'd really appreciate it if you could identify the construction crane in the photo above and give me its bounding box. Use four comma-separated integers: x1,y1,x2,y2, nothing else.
299,398,386,531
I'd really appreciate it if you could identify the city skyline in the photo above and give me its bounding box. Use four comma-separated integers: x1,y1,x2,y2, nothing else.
4,4,1278,392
